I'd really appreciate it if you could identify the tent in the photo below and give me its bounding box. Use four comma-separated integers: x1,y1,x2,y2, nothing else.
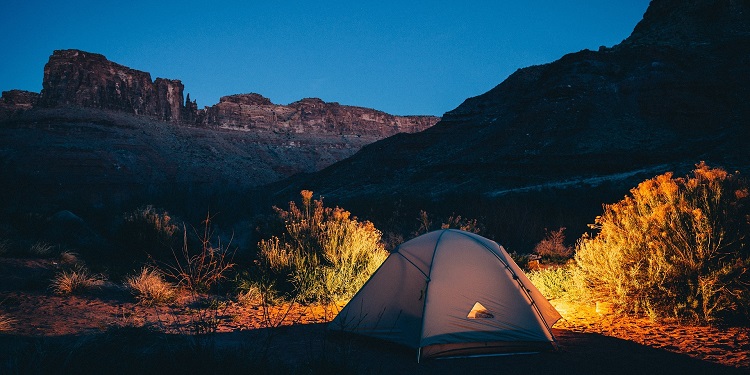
329,229,562,360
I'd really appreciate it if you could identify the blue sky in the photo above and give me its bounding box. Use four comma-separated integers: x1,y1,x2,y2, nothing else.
0,1,650,116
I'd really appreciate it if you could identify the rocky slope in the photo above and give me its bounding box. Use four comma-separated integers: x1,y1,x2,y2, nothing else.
273,0,750,248
0,51,438,218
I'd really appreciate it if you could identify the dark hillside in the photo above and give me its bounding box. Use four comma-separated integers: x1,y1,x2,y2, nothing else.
271,0,750,251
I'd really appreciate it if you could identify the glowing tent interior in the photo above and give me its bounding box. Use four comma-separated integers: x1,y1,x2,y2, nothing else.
330,229,562,360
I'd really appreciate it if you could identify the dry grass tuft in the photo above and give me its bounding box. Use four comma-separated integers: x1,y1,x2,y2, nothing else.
125,267,175,305
51,266,105,295
0,299,15,332
29,241,55,257
0,313,14,331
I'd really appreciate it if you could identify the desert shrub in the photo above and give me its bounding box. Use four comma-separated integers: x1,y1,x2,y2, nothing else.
440,213,483,234
162,214,235,293
413,210,483,237
117,205,179,260
257,190,388,302
528,263,590,302
575,163,750,323
125,267,175,305
51,266,105,295
534,227,573,263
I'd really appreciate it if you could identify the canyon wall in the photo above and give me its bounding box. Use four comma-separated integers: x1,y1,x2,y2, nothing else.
20,49,439,135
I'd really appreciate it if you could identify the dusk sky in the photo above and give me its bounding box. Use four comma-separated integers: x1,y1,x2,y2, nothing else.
1,1,650,116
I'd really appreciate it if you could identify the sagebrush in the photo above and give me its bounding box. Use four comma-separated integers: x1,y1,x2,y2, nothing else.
257,190,388,302
575,163,750,323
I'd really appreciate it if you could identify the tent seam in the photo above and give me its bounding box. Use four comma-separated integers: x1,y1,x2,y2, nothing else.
454,230,559,346
416,229,449,362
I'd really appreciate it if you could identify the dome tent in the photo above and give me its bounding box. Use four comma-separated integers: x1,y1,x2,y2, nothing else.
330,229,561,361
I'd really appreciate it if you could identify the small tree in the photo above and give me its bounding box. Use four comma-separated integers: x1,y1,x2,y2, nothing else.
575,163,750,323
257,190,388,302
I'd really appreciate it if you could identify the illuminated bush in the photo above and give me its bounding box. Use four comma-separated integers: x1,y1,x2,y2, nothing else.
257,190,388,302
575,163,750,323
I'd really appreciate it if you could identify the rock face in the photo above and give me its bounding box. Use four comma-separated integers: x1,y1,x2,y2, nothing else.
1,90,39,117
39,49,185,122
0,49,439,218
33,49,439,135
624,0,750,47
203,94,438,137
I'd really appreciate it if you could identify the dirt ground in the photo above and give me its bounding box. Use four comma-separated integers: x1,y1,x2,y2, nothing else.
1,257,748,374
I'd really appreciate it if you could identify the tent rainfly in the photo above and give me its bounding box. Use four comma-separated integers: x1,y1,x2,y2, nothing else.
329,229,562,361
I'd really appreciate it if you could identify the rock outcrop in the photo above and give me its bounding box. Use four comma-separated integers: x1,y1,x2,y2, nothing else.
1,90,39,117
203,94,438,137
39,49,186,122
32,49,439,135
0,49,439,218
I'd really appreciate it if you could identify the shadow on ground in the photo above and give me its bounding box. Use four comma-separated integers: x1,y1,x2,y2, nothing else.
1,323,745,375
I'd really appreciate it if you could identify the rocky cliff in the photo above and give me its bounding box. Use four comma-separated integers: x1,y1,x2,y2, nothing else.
0,49,439,219
39,50,186,122
27,49,439,136
203,94,437,137
0,90,39,117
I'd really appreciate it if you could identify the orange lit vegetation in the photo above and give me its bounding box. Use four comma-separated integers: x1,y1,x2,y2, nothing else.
50,266,105,295
255,190,388,303
574,162,750,324
124,266,176,306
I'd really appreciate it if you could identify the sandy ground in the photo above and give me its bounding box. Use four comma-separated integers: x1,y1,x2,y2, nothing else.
1,257,748,374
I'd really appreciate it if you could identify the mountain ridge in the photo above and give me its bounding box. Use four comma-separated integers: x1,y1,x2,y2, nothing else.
267,0,750,249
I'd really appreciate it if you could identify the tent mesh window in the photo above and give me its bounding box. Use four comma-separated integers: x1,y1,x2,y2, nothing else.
467,302,494,319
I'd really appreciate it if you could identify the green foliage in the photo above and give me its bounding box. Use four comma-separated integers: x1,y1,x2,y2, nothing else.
575,163,750,323
528,263,590,302
257,190,388,302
